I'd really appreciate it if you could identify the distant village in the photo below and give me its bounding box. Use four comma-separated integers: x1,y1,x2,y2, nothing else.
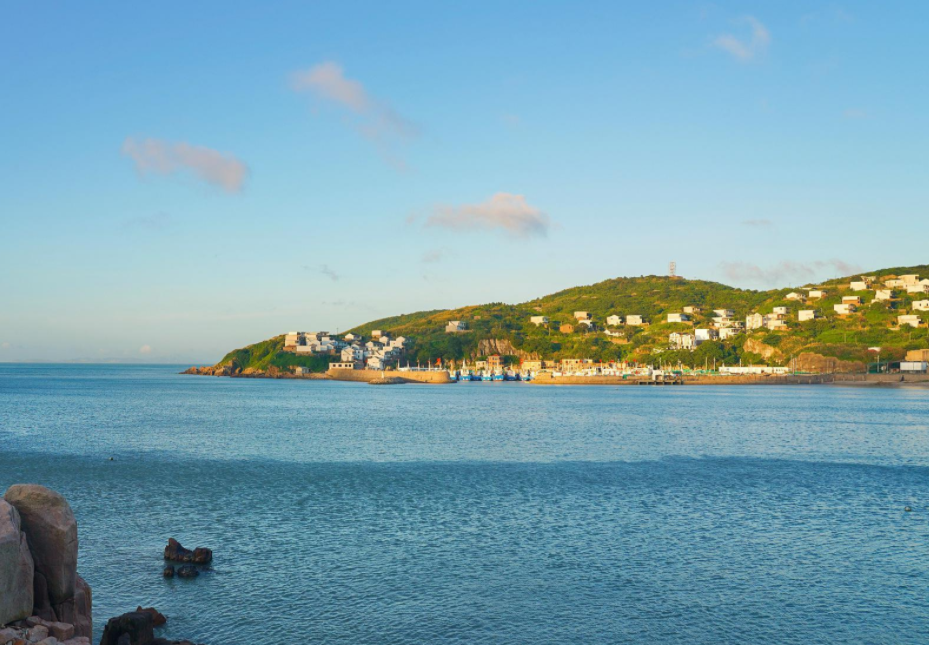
283,273,929,380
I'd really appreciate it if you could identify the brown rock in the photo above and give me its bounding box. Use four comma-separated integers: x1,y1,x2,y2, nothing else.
99,612,154,645
163,539,211,564
135,607,166,627
27,625,49,641
3,486,77,606
0,500,34,626
47,622,74,641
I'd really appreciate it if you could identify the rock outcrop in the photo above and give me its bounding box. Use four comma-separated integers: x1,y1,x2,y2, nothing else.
164,539,212,564
743,338,784,362
476,338,539,360
1,485,92,639
99,611,203,645
795,352,865,374
0,500,34,625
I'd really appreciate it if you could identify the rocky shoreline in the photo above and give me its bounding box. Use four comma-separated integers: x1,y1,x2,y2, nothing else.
1,485,206,645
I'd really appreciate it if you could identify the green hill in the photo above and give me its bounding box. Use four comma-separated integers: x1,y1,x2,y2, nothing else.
210,265,929,373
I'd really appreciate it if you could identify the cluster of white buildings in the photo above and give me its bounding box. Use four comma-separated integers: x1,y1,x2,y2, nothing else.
285,329,408,370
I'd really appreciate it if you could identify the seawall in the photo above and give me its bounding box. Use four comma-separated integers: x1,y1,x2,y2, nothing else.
326,368,454,384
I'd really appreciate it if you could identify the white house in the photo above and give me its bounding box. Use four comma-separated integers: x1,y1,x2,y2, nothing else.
713,309,735,318
667,313,690,323
695,328,718,343
669,332,695,350
530,316,549,326
773,306,789,315
798,310,819,322
341,346,364,362
913,300,929,312
907,284,929,295
842,296,862,305
834,303,856,315
343,333,357,342
626,315,645,326
573,311,591,321
850,281,869,291
719,327,742,340
746,313,765,330
371,330,383,338
720,366,790,376
785,292,804,301
898,314,923,328
606,315,623,326
578,318,595,327
766,319,787,331
445,320,467,333
875,289,894,301
807,289,826,299
884,279,905,288
683,306,702,314
900,274,921,285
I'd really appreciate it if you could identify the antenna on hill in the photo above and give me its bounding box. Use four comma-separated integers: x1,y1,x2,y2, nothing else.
669,261,677,278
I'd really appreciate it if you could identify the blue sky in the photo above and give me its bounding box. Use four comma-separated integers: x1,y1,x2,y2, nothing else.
1,1,927,362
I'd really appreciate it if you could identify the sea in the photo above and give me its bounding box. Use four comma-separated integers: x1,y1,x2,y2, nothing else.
1,363,928,644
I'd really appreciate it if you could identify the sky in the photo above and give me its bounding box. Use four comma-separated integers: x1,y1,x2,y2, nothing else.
1,1,927,363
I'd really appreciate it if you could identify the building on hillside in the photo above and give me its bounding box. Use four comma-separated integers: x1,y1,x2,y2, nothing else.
626,315,645,326
913,300,929,312
785,292,804,301
578,318,595,327
530,316,549,326
766,318,787,331
713,309,735,318
683,306,702,314
807,289,826,299
834,303,856,315
573,311,591,321
861,276,876,285
798,309,819,322
669,332,695,349
906,349,929,362
366,356,387,370
773,306,789,315
667,313,690,323
746,313,765,330
884,279,905,288
695,328,718,344
560,323,575,334
719,327,742,340
445,320,467,333
341,346,364,362
606,315,623,326
842,296,862,305
898,314,923,328
906,283,929,294
343,333,357,342
487,355,504,370
329,362,359,370
371,330,383,338
875,289,894,302
900,274,921,285
850,281,869,291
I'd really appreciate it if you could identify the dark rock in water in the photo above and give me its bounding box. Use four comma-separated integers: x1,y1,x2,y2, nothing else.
164,538,212,564
905,506,913,512
162,565,175,578
137,605,167,626
176,565,199,578
99,610,154,645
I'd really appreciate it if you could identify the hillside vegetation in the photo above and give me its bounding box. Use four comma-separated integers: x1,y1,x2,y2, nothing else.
212,265,929,372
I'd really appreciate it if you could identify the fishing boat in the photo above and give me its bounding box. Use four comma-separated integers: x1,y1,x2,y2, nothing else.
492,369,505,381
504,369,520,381
481,370,493,381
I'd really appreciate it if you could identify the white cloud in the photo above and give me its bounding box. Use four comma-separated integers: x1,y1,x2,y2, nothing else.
122,138,248,193
139,345,152,354
720,259,861,286
290,62,416,165
425,193,550,240
714,16,770,61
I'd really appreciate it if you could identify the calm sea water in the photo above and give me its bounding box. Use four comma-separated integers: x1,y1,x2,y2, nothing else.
2,364,929,644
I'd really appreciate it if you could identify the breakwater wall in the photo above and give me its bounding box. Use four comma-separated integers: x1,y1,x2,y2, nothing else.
529,374,836,386
326,368,454,384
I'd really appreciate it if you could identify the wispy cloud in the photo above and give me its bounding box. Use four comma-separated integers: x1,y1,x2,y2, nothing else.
304,264,341,282
290,61,417,166
421,249,447,263
425,193,550,240
742,218,774,228
122,138,248,193
713,16,770,61
720,259,862,286
123,212,174,231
